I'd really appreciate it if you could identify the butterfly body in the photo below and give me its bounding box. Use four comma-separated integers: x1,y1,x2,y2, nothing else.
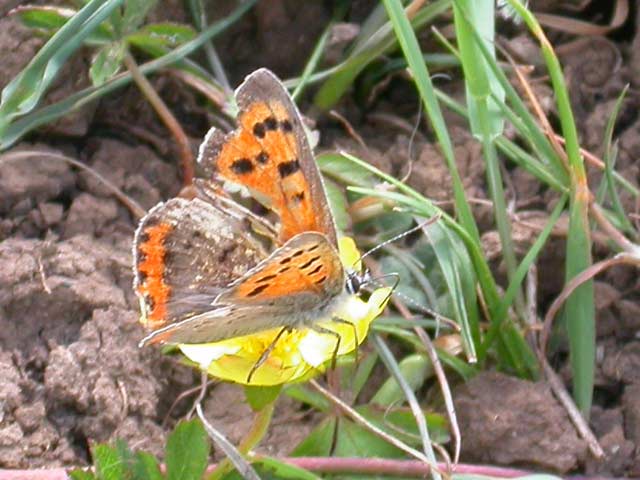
133,69,360,348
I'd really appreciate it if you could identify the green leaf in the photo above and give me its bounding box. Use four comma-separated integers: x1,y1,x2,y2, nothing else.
93,444,125,480
317,152,375,188
165,419,209,480
323,177,350,232
371,353,432,406
0,0,125,135
351,350,379,399
122,0,157,34
291,417,336,457
127,23,197,57
361,406,450,446
283,384,330,412
0,0,255,150
222,457,321,480
244,385,282,412
14,6,75,31
437,348,478,381
69,470,96,480
133,451,163,480
332,414,404,458
90,42,125,86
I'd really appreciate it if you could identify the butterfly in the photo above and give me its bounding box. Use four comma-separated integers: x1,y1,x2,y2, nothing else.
133,69,365,358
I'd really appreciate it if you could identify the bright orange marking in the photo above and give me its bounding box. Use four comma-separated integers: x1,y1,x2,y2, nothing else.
233,244,342,300
137,222,172,329
214,101,321,244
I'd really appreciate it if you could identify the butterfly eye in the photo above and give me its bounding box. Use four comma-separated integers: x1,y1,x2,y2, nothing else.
345,270,362,295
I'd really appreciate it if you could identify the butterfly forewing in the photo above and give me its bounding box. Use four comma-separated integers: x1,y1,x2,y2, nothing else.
198,69,337,246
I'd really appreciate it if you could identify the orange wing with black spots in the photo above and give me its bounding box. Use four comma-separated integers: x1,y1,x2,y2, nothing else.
133,196,265,337
198,69,337,246
136,232,345,346
221,232,344,305
136,222,172,329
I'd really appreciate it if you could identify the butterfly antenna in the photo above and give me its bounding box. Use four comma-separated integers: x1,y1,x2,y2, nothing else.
365,274,458,333
357,214,441,265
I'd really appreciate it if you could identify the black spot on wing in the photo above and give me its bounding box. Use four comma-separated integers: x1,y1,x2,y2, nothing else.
281,120,293,132
255,273,277,283
278,159,300,178
247,284,269,297
231,158,254,174
264,116,278,130
293,191,305,202
253,122,266,138
256,151,269,164
307,264,323,275
299,256,320,270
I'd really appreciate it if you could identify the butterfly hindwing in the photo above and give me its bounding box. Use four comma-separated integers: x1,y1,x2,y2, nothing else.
221,232,344,306
133,196,264,334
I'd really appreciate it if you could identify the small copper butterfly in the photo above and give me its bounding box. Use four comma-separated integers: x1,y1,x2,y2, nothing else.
133,69,365,353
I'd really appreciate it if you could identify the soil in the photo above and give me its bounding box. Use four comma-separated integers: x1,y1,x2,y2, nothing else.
1,0,640,476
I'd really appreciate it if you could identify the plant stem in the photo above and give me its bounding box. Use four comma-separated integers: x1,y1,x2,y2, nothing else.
123,51,194,186
206,399,276,480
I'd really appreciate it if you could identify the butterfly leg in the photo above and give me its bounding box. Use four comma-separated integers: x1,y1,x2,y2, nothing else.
331,317,359,362
310,321,355,370
247,326,290,383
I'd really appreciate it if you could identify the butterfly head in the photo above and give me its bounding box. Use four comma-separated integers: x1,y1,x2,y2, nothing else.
345,267,372,295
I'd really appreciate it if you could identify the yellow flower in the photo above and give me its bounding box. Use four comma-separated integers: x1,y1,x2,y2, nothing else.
178,237,390,386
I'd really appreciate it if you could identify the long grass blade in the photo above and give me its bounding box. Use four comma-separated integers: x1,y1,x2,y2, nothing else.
0,0,124,135
314,0,450,110
508,0,595,416
372,335,441,480
0,0,256,150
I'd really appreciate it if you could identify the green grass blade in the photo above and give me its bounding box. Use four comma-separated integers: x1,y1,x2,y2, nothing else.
292,24,331,101
0,0,256,150
453,0,525,322
0,0,124,134
381,0,482,251
379,1,539,371
481,193,568,358
423,222,479,360
508,0,594,415
602,85,635,235
433,87,567,192
452,0,504,139
341,153,496,307
348,178,536,373
448,18,569,184
314,0,450,110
